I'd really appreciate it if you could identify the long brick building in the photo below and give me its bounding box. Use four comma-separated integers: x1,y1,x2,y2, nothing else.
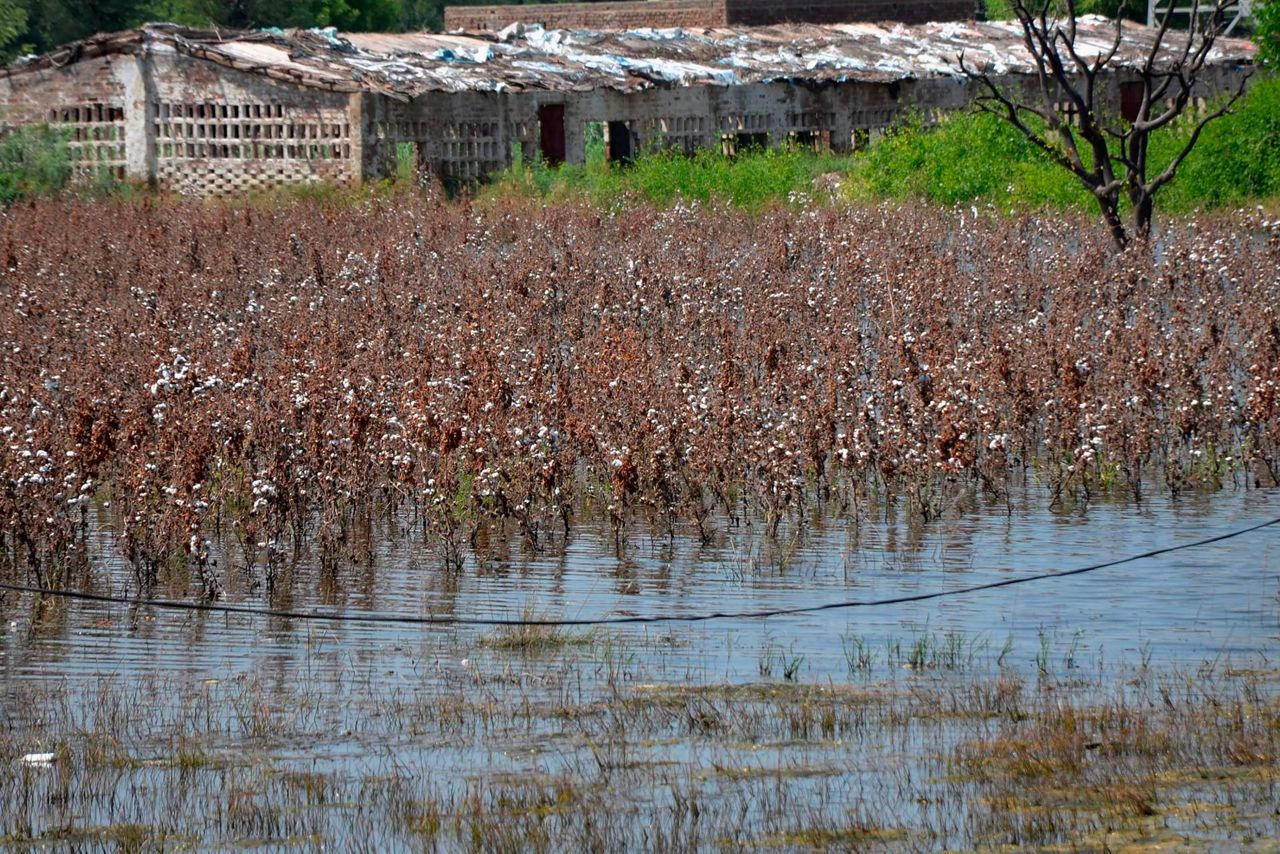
0,11,1255,196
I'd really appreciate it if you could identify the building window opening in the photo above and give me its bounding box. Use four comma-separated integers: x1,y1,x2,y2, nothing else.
788,129,830,153
722,131,769,157
605,120,634,165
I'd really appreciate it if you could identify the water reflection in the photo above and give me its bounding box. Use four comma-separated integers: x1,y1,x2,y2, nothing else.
2,486,1276,690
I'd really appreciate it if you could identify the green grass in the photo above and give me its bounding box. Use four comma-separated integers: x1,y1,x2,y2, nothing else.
1153,74,1280,210
489,139,851,212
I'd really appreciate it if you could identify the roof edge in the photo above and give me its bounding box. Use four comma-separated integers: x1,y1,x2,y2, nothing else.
1,24,367,95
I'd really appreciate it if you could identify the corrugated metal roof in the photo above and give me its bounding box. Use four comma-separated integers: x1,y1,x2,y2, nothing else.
4,18,1256,98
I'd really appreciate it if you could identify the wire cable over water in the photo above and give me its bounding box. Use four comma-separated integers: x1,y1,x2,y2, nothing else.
1,515,1277,628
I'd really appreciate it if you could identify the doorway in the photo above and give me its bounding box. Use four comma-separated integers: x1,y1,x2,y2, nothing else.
538,104,566,166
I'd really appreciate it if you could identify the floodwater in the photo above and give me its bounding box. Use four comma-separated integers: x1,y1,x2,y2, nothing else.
1,485,1278,849
6,487,1278,687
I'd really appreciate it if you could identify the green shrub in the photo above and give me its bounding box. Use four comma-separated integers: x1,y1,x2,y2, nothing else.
1151,74,1280,210
622,146,846,210
0,124,73,204
1075,0,1147,21
981,0,1017,20
841,111,1091,210
979,0,1146,22
484,143,846,212
831,75,1280,215
1256,0,1280,66
0,0,30,65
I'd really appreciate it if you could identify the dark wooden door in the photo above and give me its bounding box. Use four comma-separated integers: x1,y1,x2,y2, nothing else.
539,104,566,166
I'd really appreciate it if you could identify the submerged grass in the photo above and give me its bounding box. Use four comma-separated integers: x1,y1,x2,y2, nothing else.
480,605,595,654
0,646,1275,850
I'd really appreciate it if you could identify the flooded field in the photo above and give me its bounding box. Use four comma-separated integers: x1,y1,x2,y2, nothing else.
2,197,1279,848
2,487,1277,850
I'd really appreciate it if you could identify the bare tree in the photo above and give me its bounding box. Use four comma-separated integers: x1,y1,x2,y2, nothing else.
960,0,1251,249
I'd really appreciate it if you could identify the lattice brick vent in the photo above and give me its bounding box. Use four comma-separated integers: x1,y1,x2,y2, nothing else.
652,116,708,155
154,102,352,161
718,113,773,155
48,104,126,181
438,121,503,181
152,101,354,195
374,116,506,182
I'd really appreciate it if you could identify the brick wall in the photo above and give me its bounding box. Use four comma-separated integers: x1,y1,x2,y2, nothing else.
362,91,511,185
1,52,362,196
148,54,360,196
724,0,973,25
444,0,727,31
0,56,129,182
443,0,972,31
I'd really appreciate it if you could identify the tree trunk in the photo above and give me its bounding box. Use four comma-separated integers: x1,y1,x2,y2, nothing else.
1131,190,1155,243
1096,194,1129,250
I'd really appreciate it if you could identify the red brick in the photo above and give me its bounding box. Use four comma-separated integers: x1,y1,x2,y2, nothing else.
443,0,972,32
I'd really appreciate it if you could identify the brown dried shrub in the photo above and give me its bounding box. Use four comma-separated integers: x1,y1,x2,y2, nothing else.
0,196,1277,584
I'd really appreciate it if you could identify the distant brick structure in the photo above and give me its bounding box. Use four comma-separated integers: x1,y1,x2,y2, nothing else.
446,0,726,31
0,32,361,195
443,0,973,31
726,0,972,25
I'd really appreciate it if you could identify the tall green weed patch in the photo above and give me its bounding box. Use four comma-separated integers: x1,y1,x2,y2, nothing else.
0,124,72,204
1153,75,1280,210
485,143,846,211
840,111,1092,210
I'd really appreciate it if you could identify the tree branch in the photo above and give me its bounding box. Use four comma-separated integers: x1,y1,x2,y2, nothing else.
1147,72,1250,194
960,51,1092,180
